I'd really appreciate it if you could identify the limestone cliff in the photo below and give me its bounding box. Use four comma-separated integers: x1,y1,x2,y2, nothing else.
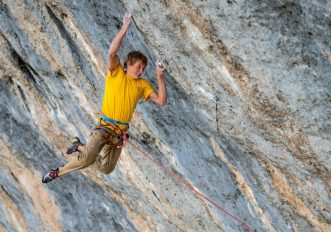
0,0,330,231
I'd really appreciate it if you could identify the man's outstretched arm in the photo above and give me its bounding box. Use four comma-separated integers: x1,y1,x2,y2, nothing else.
108,13,131,72
149,63,167,106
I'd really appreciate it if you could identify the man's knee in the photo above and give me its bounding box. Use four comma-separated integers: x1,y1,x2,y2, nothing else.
97,163,116,174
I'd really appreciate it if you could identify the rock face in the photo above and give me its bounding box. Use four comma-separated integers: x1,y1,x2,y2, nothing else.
0,0,330,231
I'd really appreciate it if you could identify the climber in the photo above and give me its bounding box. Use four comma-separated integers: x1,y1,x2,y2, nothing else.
42,12,167,183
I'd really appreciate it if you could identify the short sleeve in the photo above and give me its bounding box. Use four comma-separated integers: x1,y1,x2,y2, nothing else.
142,80,155,101
107,64,125,79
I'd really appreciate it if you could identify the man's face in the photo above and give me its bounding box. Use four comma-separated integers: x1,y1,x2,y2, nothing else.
126,60,146,79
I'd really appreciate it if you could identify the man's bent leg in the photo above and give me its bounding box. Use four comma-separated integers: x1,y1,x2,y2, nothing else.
59,130,110,176
96,138,123,174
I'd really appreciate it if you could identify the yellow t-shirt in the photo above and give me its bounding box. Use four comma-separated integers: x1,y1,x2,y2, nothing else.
101,64,155,129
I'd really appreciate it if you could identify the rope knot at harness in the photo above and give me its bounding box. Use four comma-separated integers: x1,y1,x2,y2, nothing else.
117,132,129,148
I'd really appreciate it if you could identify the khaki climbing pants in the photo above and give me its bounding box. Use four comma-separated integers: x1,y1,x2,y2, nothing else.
59,124,123,176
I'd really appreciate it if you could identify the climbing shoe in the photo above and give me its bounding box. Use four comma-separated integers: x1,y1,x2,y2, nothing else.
66,137,84,154
42,168,59,183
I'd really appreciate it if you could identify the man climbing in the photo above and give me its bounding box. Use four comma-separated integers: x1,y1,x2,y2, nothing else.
42,13,167,183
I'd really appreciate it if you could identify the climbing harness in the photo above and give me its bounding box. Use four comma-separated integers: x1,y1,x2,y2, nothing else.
96,116,129,148
127,140,256,232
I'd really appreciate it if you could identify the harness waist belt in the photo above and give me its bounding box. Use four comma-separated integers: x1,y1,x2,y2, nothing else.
101,116,129,126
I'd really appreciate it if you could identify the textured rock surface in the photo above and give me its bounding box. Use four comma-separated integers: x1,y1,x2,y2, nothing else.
0,0,330,231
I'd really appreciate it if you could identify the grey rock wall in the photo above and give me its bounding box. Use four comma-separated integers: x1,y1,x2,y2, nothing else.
0,0,330,231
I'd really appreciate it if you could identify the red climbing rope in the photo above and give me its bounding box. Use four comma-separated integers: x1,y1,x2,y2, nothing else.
127,140,256,232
